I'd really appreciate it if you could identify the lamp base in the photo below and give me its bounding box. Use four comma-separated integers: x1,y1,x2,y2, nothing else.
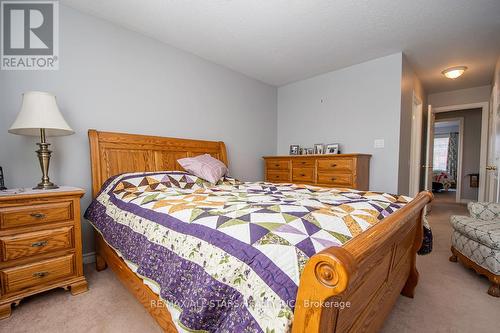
35,129,59,191
33,182,59,190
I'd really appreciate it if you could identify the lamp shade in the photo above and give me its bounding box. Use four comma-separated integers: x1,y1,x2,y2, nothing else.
8,91,74,137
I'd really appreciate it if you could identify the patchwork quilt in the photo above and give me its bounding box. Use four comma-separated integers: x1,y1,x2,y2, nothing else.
84,171,413,333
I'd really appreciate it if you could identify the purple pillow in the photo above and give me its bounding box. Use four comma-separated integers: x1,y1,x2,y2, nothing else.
177,154,228,184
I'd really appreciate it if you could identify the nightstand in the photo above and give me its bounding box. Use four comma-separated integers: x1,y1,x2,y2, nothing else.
0,187,88,319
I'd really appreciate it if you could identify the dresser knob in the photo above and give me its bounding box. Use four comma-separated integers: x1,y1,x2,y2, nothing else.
331,164,337,168
30,213,46,219
31,241,48,247
33,271,49,278
300,174,305,177
331,177,336,181
275,164,280,167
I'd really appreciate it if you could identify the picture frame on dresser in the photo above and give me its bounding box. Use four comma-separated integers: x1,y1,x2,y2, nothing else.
289,145,300,155
325,143,340,154
314,144,324,155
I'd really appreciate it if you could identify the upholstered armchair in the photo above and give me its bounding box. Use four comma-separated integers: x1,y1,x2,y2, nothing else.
449,202,500,297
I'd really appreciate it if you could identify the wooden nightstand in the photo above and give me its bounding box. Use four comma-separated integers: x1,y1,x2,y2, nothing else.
0,187,88,319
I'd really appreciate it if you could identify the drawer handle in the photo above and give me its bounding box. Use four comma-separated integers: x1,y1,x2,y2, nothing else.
30,213,46,219
331,177,337,181
33,271,49,278
300,173,306,177
275,164,280,167
331,164,337,167
31,241,48,248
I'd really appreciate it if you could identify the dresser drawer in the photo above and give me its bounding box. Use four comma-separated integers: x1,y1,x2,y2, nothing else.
292,168,315,182
266,160,290,170
0,226,74,261
0,254,75,295
317,173,353,187
0,201,73,229
292,159,314,168
266,170,290,183
317,158,354,172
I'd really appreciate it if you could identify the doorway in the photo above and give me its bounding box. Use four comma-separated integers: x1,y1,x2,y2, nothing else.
431,105,487,202
432,119,463,202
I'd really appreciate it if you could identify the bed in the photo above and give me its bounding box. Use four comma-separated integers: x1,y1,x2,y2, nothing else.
432,170,455,192
86,130,432,333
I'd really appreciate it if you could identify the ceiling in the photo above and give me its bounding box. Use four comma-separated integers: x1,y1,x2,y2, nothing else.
62,0,500,92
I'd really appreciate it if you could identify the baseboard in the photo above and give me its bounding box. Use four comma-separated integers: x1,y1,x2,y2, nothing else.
83,251,96,264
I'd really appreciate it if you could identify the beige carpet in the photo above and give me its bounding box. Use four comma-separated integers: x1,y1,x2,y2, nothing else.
1,191,498,332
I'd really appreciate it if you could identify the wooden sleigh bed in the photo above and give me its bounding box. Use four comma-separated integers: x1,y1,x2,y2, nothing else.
88,129,432,333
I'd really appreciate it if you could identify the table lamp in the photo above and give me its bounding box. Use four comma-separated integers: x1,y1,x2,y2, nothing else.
8,91,74,189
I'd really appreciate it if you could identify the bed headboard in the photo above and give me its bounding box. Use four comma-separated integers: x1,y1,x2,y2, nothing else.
88,129,228,198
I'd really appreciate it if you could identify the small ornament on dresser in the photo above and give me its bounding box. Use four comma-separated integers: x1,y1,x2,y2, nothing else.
314,144,324,155
289,145,300,155
0,166,6,190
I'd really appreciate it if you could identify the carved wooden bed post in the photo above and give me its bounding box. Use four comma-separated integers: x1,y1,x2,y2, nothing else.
292,247,356,332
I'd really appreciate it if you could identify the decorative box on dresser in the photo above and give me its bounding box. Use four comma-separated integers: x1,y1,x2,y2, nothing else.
263,154,371,190
0,187,88,319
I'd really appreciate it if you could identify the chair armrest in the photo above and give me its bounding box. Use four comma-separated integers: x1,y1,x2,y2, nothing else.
467,202,500,221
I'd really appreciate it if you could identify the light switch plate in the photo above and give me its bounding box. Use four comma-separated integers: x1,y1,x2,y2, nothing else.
374,139,385,148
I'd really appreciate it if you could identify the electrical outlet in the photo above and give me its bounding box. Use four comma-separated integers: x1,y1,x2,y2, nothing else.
374,139,385,149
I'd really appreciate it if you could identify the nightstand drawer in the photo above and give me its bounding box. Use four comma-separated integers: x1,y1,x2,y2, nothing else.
0,254,75,295
0,201,73,229
0,226,74,261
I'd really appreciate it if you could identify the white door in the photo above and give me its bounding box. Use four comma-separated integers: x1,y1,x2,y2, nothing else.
486,83,500,202
424,105,435,193
409,95,423,197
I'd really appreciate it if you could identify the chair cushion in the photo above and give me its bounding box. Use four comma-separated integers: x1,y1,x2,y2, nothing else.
450,215,500,250
468,202,500,220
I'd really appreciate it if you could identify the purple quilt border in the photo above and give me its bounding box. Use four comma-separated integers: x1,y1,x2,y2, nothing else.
85,199,263,332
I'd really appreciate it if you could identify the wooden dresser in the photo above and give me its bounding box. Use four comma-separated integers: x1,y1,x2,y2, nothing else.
263,154,371,190
0,187,87,319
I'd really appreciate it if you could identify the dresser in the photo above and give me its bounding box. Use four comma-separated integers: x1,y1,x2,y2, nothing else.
263,154,371,190
0,187,87,319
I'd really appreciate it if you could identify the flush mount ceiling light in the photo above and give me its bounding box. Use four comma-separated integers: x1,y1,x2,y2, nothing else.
442,66,468,79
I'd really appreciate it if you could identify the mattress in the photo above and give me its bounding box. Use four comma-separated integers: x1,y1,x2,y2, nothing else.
84,171,412,332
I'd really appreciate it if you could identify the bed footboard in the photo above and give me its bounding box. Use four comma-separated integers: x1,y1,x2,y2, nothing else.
292,191,432,333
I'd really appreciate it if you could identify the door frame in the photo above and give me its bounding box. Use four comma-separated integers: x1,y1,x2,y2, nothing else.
433,102,489,202
409,93,423,197
433,117,464,202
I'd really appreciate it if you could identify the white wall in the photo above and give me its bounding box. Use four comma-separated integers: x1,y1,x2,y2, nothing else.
399,55,426,195
277,53,404,193
428,85,491,107
0,5,277,255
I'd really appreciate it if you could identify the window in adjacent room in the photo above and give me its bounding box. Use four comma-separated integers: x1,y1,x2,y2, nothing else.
433,136,449,171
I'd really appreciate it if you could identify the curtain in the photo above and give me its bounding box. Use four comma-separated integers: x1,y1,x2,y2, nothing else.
447,132,459,181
